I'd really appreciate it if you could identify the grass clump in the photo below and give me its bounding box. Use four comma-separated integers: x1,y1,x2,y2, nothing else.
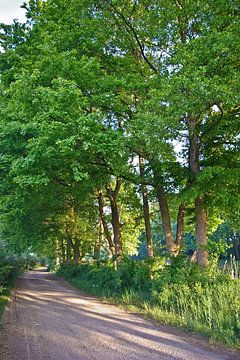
56,257,240,348
0,286,12,323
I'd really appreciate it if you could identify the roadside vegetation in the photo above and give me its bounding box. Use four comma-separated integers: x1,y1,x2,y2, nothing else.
0,242,40,320
57,258,240,348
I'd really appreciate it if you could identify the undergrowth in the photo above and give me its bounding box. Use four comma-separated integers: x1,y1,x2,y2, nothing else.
56,257,240,348
0,244,41,321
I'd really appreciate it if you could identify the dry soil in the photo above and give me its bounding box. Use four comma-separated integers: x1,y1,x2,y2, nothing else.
0,269,238,360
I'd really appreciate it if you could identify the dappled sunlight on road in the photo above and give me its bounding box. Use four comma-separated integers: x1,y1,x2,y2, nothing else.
0,269,233,360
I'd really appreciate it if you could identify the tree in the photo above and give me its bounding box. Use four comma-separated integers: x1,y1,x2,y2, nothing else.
0,0,239,266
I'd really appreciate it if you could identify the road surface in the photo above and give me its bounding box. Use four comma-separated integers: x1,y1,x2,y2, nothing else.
0,269,237,360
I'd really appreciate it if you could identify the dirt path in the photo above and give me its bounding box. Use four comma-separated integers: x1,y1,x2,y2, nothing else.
0,269,237,360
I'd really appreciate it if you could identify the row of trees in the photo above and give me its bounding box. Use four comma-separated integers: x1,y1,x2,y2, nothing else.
0,0,239,266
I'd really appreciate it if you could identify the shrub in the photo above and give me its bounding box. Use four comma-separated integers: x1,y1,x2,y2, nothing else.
0,248,40,290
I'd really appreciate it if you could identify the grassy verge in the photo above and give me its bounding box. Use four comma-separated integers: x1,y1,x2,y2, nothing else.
0,251,41,323
0,278,17,324
56,259,240,349
0,287,11,322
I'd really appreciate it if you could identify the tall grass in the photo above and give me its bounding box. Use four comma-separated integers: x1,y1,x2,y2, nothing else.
57,258,240,348
150,281,240,345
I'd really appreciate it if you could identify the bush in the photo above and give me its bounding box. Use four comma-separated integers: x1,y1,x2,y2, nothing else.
0,264,14,287
57,263,122,295
0,247,40,292
0,254,21,291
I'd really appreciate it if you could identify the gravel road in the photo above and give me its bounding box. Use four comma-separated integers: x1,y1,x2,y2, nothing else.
0,269,237,360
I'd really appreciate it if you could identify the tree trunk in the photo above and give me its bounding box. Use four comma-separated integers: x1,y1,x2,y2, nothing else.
139,156,154,257
151,162,177,254
105,179,122,259
73,239,80,264
66,236,72,264
232,232,240,260
97,190,116,257
94,219,103,260
157,185,178,254
110,196,122,258
187,116,208,266
69,206,81,264
176,203,185,250
59,238,66,264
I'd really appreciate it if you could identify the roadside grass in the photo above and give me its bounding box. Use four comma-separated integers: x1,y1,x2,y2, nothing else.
0,287,11,322
0,278,16,324
56,259,240,349
0,252,42,323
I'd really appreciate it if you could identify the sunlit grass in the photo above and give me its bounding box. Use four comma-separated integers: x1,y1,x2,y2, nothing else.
0,287,10,322
57,261,240,348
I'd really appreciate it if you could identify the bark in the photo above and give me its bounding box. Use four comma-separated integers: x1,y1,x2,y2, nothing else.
187,117,208,266
110,196,122,257
232,232,240,261
176,203,185,250
139,156,154,257
73,239,81,264
69,206,81,264
97,190,116,257
66,232,73,264
59,238,66,264
94,219,103,260
151,162,178,254
157,185,178,254
105,178,122,259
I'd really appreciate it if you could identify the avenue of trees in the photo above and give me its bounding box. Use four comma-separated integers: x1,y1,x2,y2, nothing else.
0,0,239,266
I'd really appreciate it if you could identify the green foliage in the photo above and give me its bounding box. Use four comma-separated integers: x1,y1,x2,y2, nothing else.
150,258,240,345
57,263,122,295
0,242,40,293
0,1,239,345
0,287,11,322
0,0,239,262
57,260,240,347
0,250,20,290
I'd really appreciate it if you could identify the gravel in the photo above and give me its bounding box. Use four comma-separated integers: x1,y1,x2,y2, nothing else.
0,269,238,360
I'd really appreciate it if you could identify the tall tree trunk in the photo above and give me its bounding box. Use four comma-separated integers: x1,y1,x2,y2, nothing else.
176,203,185,250
97,190,116,257
66,230,73,264
157,185,178,254
151,162,178,254
73,239,80,264
110,195,122,258
148,158,185,255
105,178,122,260
139,156,154,257
187,116,208,266
59,238,66,264
67,206,81,264
232,232,240,260
94,219,103,260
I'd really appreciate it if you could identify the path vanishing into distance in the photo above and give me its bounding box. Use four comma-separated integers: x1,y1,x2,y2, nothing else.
0,269,238,360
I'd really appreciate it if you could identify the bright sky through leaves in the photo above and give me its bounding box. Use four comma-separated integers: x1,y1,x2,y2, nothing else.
0,0,26,24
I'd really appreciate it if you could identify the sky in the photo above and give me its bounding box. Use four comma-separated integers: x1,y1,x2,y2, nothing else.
0,0,26,24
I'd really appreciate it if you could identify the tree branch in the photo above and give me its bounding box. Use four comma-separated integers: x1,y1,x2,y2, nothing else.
105,0,158,73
